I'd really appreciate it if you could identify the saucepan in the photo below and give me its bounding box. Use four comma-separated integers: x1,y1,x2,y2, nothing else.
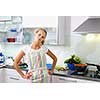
74,64,87,72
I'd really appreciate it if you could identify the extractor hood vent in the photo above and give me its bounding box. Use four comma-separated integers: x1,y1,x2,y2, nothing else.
73,17,100,33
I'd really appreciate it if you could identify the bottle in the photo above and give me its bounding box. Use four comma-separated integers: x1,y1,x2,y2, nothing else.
0,52,5,65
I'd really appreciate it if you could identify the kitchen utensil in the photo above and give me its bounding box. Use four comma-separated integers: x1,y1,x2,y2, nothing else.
10,28,17,32
75,66,87,72
86,63,100,71
46,64,52,70
66,63,76,71
66,63,87,72
74,64,87,72
19,63,28,69
5,56,14,66
0,52,5,65
87,66,98,78
7,38,16,42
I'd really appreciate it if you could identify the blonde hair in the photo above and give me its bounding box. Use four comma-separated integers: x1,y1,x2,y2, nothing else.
34,28,47,37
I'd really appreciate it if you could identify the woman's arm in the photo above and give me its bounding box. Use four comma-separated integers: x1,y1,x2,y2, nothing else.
13,50,26,78
47,49,57,74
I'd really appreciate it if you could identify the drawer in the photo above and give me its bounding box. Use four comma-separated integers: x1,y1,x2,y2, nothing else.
52,75,77,83
51,75,95,83
0,68,29,83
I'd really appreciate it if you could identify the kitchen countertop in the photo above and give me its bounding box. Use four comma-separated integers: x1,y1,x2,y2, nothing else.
0,65,28,72
53,70,100,82
1,65,100,82
0,65,52,83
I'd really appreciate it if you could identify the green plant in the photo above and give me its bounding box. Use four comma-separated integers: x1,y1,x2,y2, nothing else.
64,54,81,64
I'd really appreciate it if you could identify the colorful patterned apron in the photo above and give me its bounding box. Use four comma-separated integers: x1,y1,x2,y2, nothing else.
28,48,51,83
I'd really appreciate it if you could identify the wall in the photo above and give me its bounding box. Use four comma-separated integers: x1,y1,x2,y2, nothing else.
0,44,74,65
46,34,100,65
1,33,100,66
1,16,100,66
72,34,100,64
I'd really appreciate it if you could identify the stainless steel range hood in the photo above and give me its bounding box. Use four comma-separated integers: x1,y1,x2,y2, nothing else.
73,16,100,33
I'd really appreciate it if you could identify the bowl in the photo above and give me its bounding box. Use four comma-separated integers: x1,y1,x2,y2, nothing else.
66,63,76,71
65,63,87,71
46,64,52,70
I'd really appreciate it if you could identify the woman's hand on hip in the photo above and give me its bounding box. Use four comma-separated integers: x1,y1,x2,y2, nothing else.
48,70,53,75
24,71,33,79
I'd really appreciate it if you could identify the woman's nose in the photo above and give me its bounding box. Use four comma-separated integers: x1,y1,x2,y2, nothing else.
39,36,43,40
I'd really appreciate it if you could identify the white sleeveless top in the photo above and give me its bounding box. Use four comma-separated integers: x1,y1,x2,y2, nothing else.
22,45,48,70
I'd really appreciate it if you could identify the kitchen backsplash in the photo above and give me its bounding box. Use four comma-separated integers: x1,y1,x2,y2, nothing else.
1,34,100,66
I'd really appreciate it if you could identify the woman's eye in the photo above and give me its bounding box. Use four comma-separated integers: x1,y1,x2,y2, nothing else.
38,34,41,36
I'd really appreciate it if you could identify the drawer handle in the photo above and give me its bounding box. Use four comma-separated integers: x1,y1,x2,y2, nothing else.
9,77,19,80
59,78,77,82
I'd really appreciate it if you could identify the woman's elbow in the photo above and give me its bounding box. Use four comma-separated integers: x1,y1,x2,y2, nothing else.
13,61,18,69
54,56,57,63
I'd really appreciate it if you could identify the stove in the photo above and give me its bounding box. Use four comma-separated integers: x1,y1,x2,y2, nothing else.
68,67,100,79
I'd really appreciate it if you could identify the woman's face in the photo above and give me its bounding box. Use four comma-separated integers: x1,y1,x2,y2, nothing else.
34,30,46,44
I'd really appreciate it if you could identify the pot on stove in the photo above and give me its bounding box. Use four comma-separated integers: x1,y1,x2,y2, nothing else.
74,64,87,72
67,63,88,75
87,65,98,78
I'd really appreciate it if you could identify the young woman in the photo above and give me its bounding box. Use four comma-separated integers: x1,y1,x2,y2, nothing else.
14,28,57,82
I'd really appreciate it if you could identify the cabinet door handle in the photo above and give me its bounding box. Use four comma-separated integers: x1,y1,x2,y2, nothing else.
59,77,77,82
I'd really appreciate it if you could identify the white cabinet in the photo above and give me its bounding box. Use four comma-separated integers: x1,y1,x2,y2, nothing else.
22,16,57,28
52,75,98,83
0,68,29,83
71,16,88,32
52,75,77,83
57,16,71,46
23,27,57,45
22,16,71,46
22,16,58,45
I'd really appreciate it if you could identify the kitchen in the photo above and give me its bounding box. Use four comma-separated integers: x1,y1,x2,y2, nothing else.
0,16,100,83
